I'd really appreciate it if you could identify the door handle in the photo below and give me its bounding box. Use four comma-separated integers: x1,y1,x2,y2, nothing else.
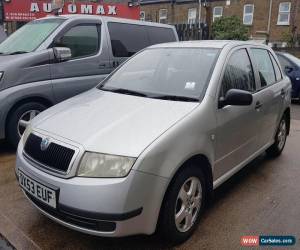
280,89,286,98
255,101,263,110
98,63,106,68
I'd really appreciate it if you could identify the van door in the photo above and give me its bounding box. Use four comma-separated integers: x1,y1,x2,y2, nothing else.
250,48,284,148
50,21,111,102
215,48,260,179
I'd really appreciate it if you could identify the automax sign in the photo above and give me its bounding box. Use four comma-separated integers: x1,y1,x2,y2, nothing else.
4,0,140,22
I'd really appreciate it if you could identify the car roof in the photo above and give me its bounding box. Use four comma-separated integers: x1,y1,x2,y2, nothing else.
40,15,174,28
149,40,271,49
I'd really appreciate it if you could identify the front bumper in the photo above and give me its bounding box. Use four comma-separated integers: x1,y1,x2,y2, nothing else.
16,142,169,237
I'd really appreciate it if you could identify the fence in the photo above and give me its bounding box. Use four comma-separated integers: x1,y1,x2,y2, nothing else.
174,22,209,41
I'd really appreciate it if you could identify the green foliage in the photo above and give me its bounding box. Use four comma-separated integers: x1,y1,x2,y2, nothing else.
281,30,294,47
212,16,249,41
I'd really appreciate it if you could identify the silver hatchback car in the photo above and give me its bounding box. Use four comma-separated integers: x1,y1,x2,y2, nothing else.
16,41,291,244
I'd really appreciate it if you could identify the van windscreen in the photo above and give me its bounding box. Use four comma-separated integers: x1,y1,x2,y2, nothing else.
0,19,65,55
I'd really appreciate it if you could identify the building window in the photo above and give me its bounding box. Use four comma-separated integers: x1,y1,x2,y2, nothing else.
140,11,145,21
159,9,168,24
213,7,223,22
243,4,254,25
188,8,197,24
277,2,291,25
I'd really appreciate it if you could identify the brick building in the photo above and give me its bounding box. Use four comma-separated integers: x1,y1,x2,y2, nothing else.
140,0,300,46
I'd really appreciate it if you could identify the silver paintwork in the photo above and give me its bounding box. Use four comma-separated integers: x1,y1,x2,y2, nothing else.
16,41,291,237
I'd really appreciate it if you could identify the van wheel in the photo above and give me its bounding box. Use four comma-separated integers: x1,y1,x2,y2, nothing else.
158,165,206,245
266,116,287,157
7,102,46,148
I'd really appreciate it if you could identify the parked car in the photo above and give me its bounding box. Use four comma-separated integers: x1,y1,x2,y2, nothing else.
0,15,178,147
16,41,291,244
276,52,300,101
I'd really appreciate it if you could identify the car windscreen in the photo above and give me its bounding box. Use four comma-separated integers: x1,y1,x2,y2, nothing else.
99,48,220,102
0,19,65,55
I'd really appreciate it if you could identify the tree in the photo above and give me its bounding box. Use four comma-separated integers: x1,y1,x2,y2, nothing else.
212,16,249,41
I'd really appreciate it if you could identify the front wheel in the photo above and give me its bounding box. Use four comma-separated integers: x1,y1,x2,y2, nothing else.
158,166,207,245
266,116,288,157
6,102,47,148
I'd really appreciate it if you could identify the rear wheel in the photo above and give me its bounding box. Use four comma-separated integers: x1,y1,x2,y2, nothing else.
266,115,288,157
6,102,47,148
158,165,207,245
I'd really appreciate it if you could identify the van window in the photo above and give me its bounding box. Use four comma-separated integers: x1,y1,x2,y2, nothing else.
55,24,100,59
221,49,255,97
251,49,276,88
108,22,149,57
147,27,176,45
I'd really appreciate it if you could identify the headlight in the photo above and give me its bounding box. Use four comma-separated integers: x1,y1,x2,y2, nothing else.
77,152,136,178
22,124,32,145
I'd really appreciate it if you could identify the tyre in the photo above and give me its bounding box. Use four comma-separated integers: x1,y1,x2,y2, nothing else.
6,102,47,148
158,165,207,245
266,115,288,157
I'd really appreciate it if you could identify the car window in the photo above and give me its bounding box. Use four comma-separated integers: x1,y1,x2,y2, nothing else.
108,22,149,57
270,53,282,81
251,49,276,88
277,54,293,68
55,24,100,59
220,49,255,97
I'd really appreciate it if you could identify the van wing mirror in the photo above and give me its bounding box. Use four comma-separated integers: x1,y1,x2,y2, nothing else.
219,89,253,108
53,47,72,62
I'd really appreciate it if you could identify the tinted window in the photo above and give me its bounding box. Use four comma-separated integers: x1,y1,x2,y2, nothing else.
251,49,276,87
270,53,282,81
221,49,255,97
147,27,176,45
99,48,220,100
108,23,149,57
56,25,100,58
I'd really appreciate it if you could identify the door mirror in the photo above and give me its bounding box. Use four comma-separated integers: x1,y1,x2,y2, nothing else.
53,47,72,62
284,66,294,73
219,89,253,108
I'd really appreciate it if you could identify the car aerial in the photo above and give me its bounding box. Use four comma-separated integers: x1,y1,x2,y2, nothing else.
16,41,291,244
276,52,300,101
0,15,178,147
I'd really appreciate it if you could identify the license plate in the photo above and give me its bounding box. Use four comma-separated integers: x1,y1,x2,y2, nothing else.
18,170,57,209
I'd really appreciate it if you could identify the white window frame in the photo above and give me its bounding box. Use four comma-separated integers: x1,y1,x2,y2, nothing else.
140,11,145,21
188,8,197,24
159,9,168,23
277,2,291,25
243,4,254,25
213,6,223,22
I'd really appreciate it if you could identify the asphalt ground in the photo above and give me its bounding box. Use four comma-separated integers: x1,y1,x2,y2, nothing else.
0,104,300,249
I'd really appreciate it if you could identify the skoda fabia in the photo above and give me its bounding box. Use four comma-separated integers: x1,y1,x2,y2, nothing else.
16,41,291,244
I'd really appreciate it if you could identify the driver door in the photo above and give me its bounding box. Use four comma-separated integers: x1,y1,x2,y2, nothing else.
214,48,261,179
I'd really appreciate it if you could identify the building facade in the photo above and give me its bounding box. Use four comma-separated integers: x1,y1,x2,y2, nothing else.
140,0,300,46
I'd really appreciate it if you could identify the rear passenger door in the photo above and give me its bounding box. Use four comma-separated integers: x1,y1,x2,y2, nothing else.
250,48,284,148
50,21,111,102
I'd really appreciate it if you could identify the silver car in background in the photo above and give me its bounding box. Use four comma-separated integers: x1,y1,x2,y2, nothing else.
16,41,291,244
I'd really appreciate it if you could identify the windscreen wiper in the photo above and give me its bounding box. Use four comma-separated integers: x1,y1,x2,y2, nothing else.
152,95,199,102
100,87,149,97
8,51,28,55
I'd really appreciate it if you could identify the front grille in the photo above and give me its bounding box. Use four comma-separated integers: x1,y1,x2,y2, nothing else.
25,192,116,232
24,133,75,173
